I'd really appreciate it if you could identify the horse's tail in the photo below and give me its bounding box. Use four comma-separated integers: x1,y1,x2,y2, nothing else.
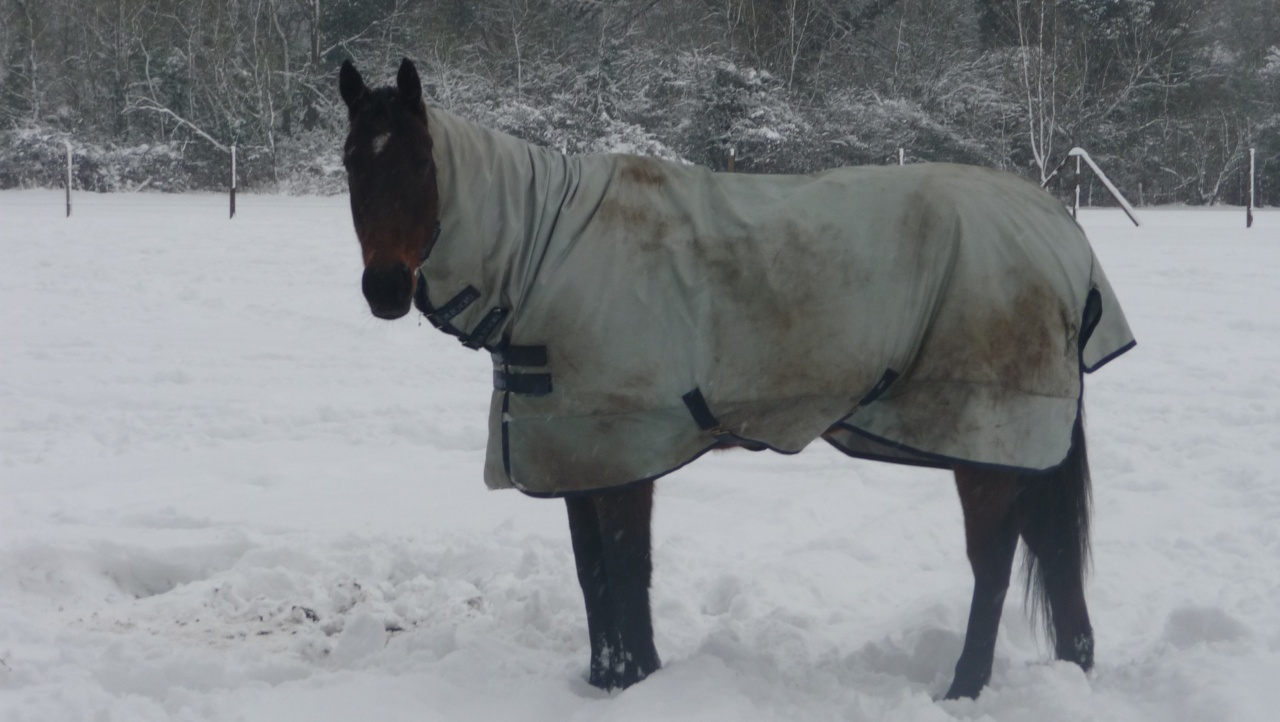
1016,412,1092,650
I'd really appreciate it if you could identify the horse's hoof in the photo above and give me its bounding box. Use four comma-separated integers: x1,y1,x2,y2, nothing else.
587,670,614,690
588,658,659,691
615,661,656,690
942,677,985,701
1057,631,1094,671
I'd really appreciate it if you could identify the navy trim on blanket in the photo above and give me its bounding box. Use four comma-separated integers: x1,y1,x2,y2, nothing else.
1076,287,1136,373
822,441,955,470
826,421,1076,475
516,436,803,499
1084,339,1136,373
494,370,553,396
681,388,721,431
858,369,900,406
1079,289,1103,352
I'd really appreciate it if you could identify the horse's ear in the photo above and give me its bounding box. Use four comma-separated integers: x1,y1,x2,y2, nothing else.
339,60,368,115
397,58,425,117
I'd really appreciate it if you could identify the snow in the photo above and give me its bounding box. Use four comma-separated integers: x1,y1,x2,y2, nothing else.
1,191,1277,720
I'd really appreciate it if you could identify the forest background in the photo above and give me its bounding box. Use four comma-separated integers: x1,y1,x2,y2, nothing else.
2,0,1278,205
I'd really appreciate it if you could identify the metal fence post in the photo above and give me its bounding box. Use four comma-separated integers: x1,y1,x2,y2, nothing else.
230,143,237,219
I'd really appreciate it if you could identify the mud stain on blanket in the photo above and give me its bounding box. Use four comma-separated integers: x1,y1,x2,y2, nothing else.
919,280,1075,397
595,199,671,255
619,156,667,188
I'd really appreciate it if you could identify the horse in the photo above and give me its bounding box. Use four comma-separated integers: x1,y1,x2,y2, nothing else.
337,58,1135,700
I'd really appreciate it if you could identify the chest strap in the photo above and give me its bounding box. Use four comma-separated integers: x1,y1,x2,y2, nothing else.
417,280,509,351
492,343,552,397
426,285,481,328
463,307,509,349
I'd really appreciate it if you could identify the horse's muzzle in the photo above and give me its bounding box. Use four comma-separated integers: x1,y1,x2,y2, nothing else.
362,265,414,320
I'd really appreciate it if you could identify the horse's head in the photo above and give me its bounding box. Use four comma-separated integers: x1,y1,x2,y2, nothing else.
339,58,440,320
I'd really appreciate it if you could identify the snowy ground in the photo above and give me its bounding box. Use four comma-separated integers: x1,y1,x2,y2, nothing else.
1,190,1277,721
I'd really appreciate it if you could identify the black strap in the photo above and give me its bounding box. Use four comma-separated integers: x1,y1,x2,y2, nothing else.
463,307,509,349
427,285,480,327
494,370,553,396
858,369,900,406
491,344,548,367
681,388,721,431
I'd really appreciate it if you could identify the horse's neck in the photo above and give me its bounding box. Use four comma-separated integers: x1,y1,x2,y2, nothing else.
428,107,558,253
424,107,576,319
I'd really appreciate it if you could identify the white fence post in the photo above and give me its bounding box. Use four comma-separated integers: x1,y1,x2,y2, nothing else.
1247,147,1255,229
1073,154,1081,219
1069,148,1141,227
65,140,72,218
898,147,904,166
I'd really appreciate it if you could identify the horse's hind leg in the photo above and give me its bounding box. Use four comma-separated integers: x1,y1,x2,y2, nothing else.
946,421,1095,699
565,480,660,690
945,467,1020,700
1015,420,1094,670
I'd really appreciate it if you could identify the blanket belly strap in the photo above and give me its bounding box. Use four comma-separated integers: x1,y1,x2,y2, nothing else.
494,370,552,396
491,344,548,367
681,388,721,431
492,342,551,395
681,387,767,451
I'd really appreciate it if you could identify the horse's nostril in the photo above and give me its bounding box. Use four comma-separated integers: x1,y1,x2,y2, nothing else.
362,265,414,318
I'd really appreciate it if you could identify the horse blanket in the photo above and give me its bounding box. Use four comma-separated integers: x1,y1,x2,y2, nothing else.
414,107,1136,496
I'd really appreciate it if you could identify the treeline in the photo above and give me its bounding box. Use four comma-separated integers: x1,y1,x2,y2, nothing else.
1,0,1277,204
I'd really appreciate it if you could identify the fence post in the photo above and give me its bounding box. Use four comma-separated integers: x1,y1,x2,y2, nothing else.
230,143,237,219
65,140,72,218
1073,153,1081,219
898,148,904,166
728,146,735,173
1247,147,1255,229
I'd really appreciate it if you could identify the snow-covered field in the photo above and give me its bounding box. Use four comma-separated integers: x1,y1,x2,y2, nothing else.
1,190,1277,721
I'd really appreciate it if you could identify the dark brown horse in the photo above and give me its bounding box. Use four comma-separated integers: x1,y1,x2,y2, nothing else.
338,58,1098,700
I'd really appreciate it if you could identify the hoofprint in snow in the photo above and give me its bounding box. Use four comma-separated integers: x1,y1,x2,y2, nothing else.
1,190,1277,721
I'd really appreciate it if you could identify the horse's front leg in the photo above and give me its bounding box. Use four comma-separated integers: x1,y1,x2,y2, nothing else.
565,480,660,690
565,492,617,688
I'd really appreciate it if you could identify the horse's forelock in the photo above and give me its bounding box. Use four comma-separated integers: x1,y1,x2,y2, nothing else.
343,84,438,273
